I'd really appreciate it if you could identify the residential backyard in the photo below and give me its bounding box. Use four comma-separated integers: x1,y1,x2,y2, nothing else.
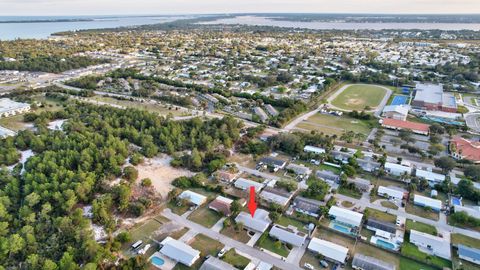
405,219,437,235
365,208,397,223
222,249,251,269
190,234,224,257
187,206,223,228
256,233,290,257
405,203,439,221
401,241,451,269
220,226,251,244
330,84,387,111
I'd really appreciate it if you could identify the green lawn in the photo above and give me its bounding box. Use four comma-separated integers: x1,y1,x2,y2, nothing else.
451,233,480,249
355,242,400,269
188,207,223,228
399,257,437,270
365,208,397,223
401,242,451,269
256,234,290,257
406,220,437,236
121,218,164,256
331,84,387,111
298,113,373,136
190,234,224,257
338,186,362,199
318,163,342,174
277,215,309,233
222,249,250,269
167,201,190,215
405,203,439,221
220,225,251,244
381,201,399,210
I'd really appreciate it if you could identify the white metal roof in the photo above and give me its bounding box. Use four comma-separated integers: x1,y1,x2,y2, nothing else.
415,169,445,183
235,210,271,233
308,238,348,263
328,206,363,227
0,98,30,114
413,194,442,210
160,237,200,266
269,224,307,247
234,178,264,191
454,205,480,219
179,190,207,206
199,256,237,270
377,186,405,200
303,145,326,154
410,230,451,260
385,162,412,174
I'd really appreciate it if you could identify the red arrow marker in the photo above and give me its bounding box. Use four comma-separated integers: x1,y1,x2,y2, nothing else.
248,186,257,217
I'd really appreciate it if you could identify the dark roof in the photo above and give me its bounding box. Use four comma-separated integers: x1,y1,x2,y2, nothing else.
293,196,325,213
352,254,396,270
315,170,340,182
260,157,286,167
458,244,480,262
366,218,396,234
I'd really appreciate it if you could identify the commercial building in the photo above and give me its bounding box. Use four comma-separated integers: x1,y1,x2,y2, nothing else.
458,244,480,265
0,98,31,118
450,136,480,164
352,253,396,270
384,162,412,177
179,190,207,207
307,238,349,264
377,186,406,201
235,209,271,233
412,83,457,113
380,118,430,135
413,194,442,212
409,230,451,260
269,224,307,247
160,237,201,267
382,104,410,121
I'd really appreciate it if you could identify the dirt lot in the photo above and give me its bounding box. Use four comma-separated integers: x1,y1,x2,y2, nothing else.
136,154,195,199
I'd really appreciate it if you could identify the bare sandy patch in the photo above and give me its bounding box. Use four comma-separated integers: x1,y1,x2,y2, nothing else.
136,154,194,200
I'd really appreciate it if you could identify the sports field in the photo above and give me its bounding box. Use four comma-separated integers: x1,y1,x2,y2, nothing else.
296,113,373,136
330,84,387,111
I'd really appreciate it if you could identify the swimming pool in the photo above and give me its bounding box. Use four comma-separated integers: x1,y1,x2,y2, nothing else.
151,256,165,267
333,224,351,234
376,239,396,250
391,95,408,105
451,197,462,206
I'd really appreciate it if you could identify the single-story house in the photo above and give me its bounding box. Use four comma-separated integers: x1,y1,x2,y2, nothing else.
413,194,442,212
409,230,451,260
352,253,396,270
347,178,372,192
259,157,287,170
415,169,445,186
209,196,233,216
160,237,201,267
292,196,325,218
450,136,480,164
316,170,341,183
357,158,381,172
215,170,238,183
328,206,363,228
377,186,406,201
234,178,264,192
458,244,480,265
199,256,238,270
256,261,273,270
380,118,430,136
235,209,272,233
308,237,349,264
286,163,312,177
304,145,326,155
365,218,397,235
259,187,294,208
384,162,412,177
269,224,307,247
332,150,353,163
179,190,207,206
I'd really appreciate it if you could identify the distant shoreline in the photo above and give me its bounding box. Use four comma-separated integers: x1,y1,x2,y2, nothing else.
0,19,94,24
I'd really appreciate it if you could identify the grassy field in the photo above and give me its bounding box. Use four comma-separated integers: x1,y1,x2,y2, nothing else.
297,113,373,136
355,242,400,268
318,163,342,174
256,234,290,257
222,249,250,269
381,201,399,210
401,242,451,269
188,207,223,228
277,215,309,233
220,226,251,244
121,218,164,256
365,208,397,223
190,234,224,257
315,229,356,250
405,204,439,221
399,257,437,270
338,186,363,199
406,220,437,236
330,84,387,111
451,233,480,249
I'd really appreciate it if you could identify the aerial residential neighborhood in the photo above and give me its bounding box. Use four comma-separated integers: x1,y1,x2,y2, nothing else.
0,2,480,270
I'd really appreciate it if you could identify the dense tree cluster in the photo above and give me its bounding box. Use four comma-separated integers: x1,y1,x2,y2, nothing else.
0,56,108,73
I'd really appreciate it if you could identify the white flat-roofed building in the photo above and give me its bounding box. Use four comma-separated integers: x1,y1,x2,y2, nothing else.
328,206,363,228
259,187,293,208
454,205,480,219
409,230,451,260
0,98,31,118
308,238,349,264
458,245,480,265
234,178,264,192
384,162,412,176
269,224,307,247
415,169,445,186
303,145,326,154
160,237,201,267
235,209,271,233
413,194,442,212
377,186,406,200
352,253,396,270
179,190,207,206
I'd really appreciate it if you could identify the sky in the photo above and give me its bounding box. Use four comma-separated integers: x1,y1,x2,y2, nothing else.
0,0,479,16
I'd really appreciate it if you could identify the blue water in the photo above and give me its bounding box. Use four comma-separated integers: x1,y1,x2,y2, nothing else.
451,197,462,206
391,95,408,105
0,15,188,40
376,239,396,250
333,224,351,234
151,256,165,266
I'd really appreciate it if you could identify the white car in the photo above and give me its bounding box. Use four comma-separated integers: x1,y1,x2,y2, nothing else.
217,248,227,257
304,263,315,270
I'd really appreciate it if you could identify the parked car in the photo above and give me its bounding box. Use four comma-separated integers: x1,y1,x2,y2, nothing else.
304,263,315,270
320,260,328,268
217,248,227,257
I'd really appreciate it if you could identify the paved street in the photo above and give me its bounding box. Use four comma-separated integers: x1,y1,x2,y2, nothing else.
162,209,303,270
236,164,280,181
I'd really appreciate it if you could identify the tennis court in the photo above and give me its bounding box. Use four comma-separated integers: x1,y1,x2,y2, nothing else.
390,95,408,105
